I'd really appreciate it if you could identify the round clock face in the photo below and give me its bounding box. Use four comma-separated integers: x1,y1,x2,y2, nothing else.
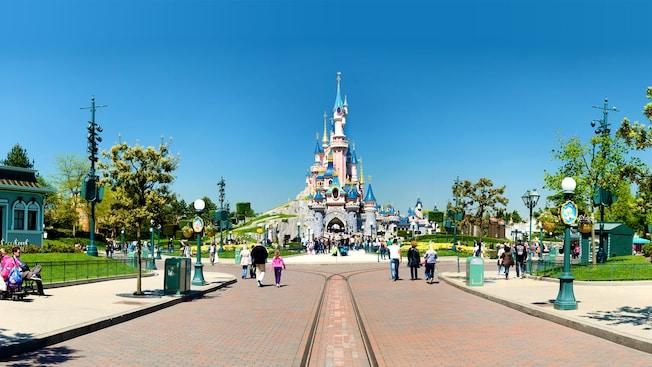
192,217,205,233
560,201,578,225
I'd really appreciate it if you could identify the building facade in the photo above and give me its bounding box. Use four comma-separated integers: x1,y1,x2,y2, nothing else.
0,166,51,246
302,73,378,238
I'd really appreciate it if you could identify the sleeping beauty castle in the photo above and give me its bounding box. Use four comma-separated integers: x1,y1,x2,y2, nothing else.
299,72,378,239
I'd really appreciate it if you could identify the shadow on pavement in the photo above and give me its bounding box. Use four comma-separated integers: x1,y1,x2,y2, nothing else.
583,306,652,330
2,346,80,366
0,328,35,347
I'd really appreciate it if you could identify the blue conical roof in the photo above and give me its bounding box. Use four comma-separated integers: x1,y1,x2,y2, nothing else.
314,191,325,201
324,160,334,178
363,184,377,203
348,188,359,200
314,141,324,154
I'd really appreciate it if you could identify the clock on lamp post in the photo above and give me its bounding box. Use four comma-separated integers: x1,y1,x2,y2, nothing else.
191,199,207,286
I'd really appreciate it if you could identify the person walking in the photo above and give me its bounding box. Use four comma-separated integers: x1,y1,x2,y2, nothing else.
500,244,515,280
271,250,286,288
388,239,402,281
251,242,269,287
514,241,527,278
497,244,505,275
407,241,420,280
239,244,251,279
423,242,438,284
209,241,217,266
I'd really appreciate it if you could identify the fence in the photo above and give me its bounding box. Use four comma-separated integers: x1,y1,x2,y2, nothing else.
27,258,146,285
529,260,652,281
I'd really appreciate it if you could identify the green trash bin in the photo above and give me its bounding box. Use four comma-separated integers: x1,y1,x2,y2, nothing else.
164,257,191,295
234,247,241,265
466,257,484,286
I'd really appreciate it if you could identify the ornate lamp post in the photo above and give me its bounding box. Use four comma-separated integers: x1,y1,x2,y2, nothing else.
522,189,540,273
146,220,157,270
192,199,207,286
297,221,301,245
155,224,162,259
554,177,578,310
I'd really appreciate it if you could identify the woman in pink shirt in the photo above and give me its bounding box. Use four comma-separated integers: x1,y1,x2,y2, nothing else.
271,250,286,288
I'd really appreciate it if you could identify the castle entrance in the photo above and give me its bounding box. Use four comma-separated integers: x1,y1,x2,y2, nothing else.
326,218,346,233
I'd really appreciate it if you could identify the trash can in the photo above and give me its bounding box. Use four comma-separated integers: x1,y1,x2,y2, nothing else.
466,257,484,286
234,247,241,265
164,257,191,295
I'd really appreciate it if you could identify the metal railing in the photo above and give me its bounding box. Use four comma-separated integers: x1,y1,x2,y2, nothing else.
530,260,652,281
26,258,146,285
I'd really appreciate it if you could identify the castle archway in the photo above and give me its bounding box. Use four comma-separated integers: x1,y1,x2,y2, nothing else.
327,217,346,233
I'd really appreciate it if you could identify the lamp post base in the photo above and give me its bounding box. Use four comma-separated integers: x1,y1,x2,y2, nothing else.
554,272,577,310
86,244,98,257
146,257,157,270
192,263,206,286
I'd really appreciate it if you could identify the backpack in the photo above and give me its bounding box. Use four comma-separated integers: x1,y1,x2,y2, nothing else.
8,267,22,288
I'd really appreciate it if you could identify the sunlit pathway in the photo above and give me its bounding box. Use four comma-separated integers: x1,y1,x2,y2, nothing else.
5,262,651,367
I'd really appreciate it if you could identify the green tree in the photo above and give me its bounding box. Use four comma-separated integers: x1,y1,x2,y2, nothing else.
452,178,508,236
50,154,88,236
617,87,652,150
616,86,652,233
99,141,178,295
3,143,33,168
100,142,178,238
235,202,255,222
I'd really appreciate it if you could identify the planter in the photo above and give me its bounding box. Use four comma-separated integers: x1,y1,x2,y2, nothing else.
579,222,592,234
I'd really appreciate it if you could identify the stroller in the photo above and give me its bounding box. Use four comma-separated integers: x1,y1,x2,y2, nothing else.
1,267,28,301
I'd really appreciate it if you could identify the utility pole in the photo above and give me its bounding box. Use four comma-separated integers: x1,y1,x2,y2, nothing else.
217,177,226,251
590,98,618,264
81,96,107,257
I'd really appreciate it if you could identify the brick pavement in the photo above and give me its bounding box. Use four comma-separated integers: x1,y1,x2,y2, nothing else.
350,262,652,367
3,261,652,367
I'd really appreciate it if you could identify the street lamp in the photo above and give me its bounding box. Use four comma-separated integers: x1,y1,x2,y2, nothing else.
191,198,207,285
121,228,126,255
297,221,301,244
554,177,578,310
155,224,162,259
146,219,157,270
522,189,540,273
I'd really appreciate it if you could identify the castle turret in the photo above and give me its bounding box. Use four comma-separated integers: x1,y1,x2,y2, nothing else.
363,183,378,236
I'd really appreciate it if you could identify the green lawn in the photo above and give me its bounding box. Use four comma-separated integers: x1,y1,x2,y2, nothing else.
21,253,143,285
537,255,652,281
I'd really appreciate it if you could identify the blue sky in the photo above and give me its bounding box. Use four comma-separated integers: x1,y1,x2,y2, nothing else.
1,0,651,216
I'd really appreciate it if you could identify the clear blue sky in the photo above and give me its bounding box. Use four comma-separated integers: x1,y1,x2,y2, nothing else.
2,0,651,216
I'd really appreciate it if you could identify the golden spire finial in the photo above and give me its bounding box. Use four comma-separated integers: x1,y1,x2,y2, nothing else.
359,157,364,184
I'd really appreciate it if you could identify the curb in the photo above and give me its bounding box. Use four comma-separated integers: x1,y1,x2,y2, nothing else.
440,275,652,355
0,278,237,360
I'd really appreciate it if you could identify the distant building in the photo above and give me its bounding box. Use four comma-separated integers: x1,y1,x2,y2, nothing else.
0,165,53,246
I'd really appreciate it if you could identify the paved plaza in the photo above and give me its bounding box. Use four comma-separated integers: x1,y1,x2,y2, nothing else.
1,254,651,366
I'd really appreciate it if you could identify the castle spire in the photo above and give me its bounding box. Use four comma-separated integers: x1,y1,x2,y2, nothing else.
333,72,343,111
322,112,328,145
359,157,364,184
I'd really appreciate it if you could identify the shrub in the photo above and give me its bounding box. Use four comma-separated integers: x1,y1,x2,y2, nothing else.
643,244,652,258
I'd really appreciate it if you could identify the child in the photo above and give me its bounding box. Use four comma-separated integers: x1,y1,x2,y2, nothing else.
271,250,286,288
